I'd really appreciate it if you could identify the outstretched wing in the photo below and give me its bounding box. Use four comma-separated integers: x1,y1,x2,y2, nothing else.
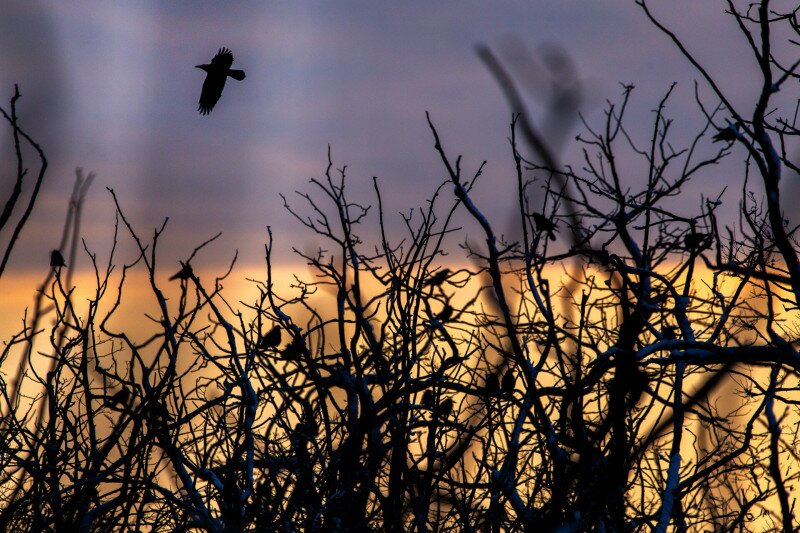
211,47,234,69
197,48,235,114
198,73,226,115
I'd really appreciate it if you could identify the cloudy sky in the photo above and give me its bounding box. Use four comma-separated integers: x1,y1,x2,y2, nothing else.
0,1,784,275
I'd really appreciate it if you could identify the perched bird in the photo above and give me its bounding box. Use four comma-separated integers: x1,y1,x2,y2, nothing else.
149,402,173,424
437,397,454,416
424,268,451,287
421,389,435,409
281,338,304,361
169,262,193,281
501,370,515,394
257,325,282,351
588,248,611,266
684,232,709,251
712,123,739,143
50,249,66,268
106,387,130,408
196,47,246,115
532,212,557,241
485,373,500,393
433,304,454,324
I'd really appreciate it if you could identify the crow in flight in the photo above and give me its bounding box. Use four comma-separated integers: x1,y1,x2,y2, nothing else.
196,47,245,115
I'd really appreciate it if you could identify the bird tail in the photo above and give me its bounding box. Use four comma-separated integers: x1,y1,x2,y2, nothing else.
229,69,246,81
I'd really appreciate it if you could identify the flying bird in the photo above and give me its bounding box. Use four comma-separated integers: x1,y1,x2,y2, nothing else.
50,249,66,268
196,47,246,115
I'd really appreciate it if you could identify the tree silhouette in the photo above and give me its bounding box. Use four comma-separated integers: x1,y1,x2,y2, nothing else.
2,2,800,531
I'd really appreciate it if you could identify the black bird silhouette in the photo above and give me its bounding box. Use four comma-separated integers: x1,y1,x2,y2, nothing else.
281,338,304,361
433,304,454,324
421,389,435,409
148,402,172,424
424,268,451,287
501,370,515,394
485,373,500,393
257,325,282,351
684,232,709,251
50,249,66,268
712,123,739,143
106,387,130,408
196,47,246,115
169,262,193,281
437,397,454,416
532,212,557,241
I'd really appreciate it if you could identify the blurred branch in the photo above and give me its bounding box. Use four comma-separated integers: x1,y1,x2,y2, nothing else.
0,85,48,278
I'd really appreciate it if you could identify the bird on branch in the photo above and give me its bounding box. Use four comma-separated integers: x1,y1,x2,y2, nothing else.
532,212,557,241
50,249,66,268
421,390,435,409
501,370,515,395
169,262,193,281
432,304,454,324
196,47,246,115
437,397,454,417
485,373,500,393
105,387,130,408
712,122,739,143
257,325,282,351
424,268,452,287
281,338,305,361
684,232,710,252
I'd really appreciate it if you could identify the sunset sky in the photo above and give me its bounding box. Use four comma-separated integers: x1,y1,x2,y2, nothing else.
0,6,800,520
1,1,792,279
